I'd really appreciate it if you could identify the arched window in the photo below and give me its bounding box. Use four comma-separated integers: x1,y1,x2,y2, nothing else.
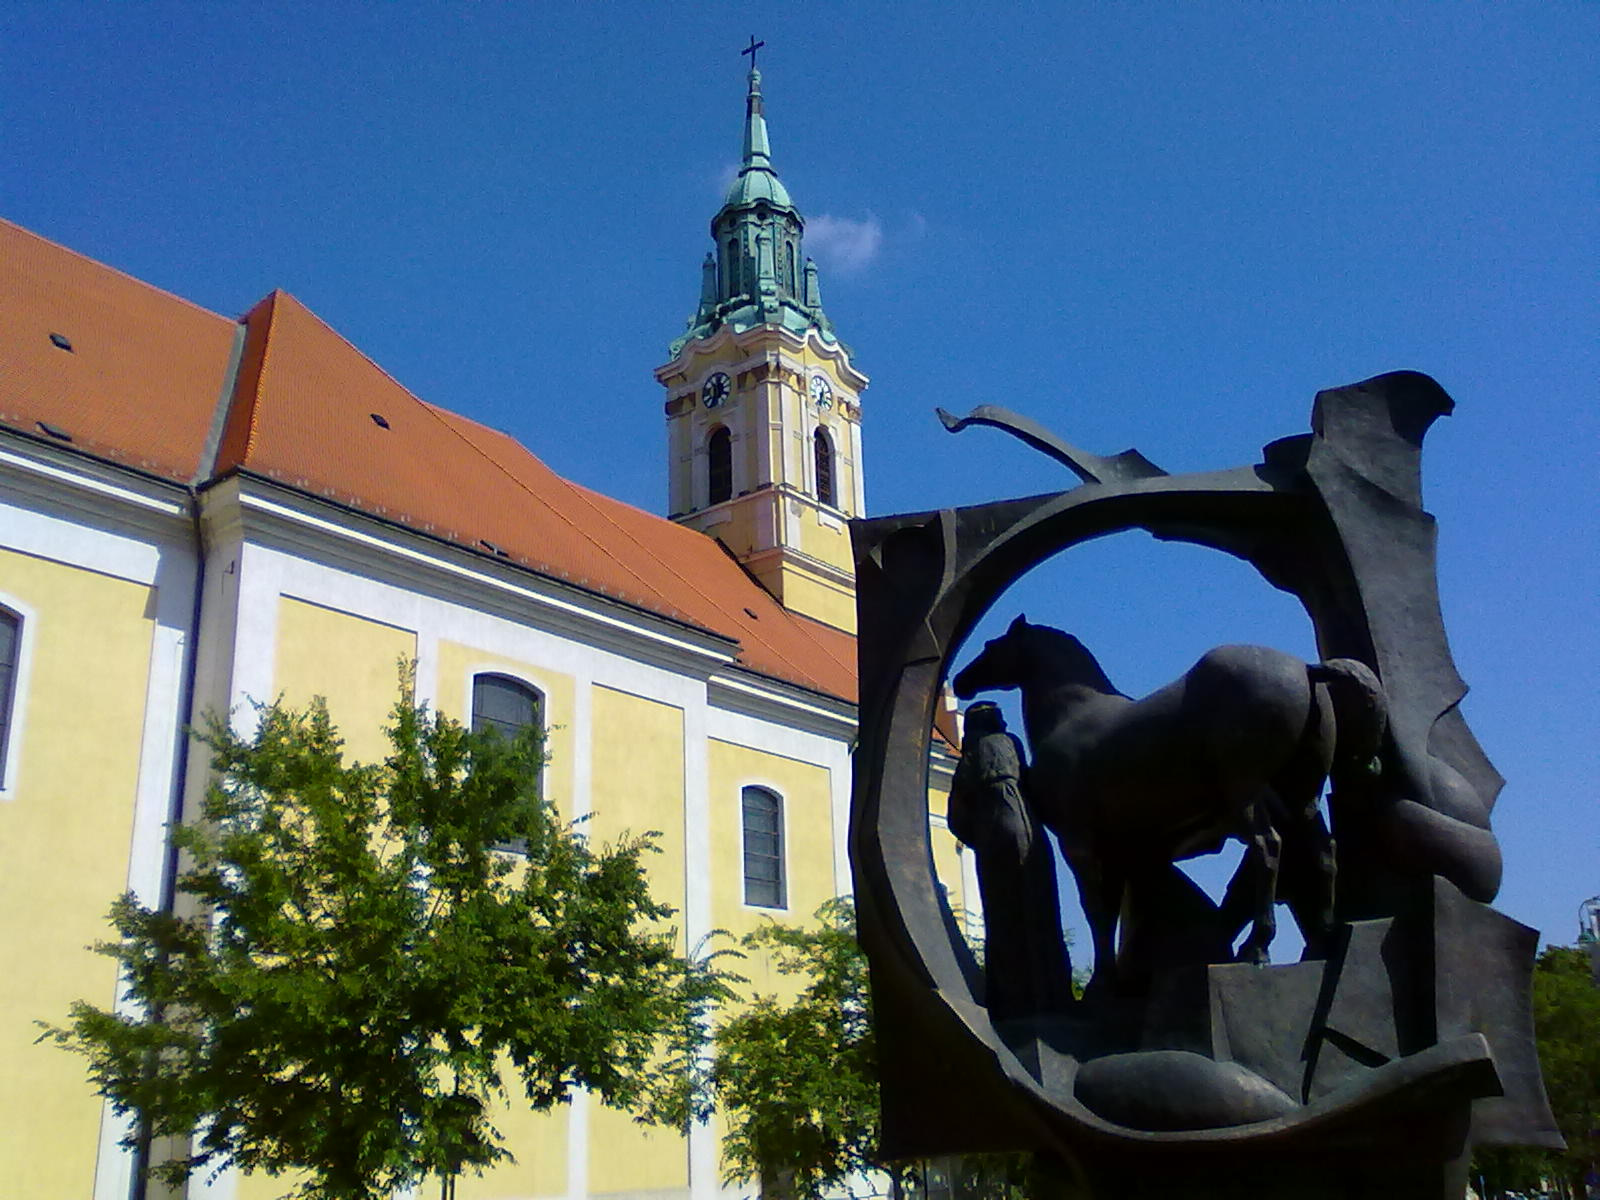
471,673,543,741
707,426,733,505
471,673,544,854
0,608,18,787
726,239,740,295
784,241,796,294
814,426,836,508
741,786,785,909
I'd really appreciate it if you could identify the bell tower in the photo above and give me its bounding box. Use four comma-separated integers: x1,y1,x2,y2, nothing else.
655,51,867,634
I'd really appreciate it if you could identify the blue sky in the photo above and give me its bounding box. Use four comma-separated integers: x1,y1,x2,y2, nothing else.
3,4,1594,956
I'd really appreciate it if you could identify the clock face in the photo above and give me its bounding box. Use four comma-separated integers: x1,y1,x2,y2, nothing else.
701,372,731,408
809,374,833,409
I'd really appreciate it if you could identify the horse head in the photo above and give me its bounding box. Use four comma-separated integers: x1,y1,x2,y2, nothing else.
953,615,1115,699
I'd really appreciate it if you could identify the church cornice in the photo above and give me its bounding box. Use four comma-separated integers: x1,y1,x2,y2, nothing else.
0,427,192,544
708,665,856,741
655,322,869,394
207,472,750,683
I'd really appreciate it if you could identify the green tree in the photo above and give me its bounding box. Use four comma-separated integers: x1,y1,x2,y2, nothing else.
43,683,729,1200
1529,944,1600,1196
711,899,889,1199
709,899,1045,1200
1473,943,1600,1199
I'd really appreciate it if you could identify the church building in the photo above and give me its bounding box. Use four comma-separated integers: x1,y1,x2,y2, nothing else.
0,60,967,1200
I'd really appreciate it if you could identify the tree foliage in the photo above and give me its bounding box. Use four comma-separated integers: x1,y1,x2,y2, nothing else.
709,899,1042,1200
711,899,886,1198
1473,943,1600,1199
43,683,729,1199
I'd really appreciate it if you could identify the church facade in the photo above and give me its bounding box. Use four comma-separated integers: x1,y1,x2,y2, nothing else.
0,64,968,1200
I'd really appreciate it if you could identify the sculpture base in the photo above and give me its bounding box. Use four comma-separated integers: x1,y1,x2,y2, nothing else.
1073,1156,1468,1200
1039,1104,1471,1198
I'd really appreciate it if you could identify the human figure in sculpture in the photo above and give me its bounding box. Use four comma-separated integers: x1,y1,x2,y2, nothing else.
947,701,1075,1022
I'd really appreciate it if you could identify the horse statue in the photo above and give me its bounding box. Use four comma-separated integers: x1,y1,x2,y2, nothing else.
952,616,1386,995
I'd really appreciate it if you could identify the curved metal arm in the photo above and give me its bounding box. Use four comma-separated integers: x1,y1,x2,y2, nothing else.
937,403,1167,485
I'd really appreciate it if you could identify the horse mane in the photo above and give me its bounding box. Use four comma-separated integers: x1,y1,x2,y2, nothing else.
1020,621,1119,695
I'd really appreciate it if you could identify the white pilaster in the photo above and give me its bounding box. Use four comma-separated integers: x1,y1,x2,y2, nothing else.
94,540,200,1200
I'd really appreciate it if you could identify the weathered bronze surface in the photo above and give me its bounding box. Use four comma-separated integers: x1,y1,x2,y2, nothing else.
849,372,1560,1197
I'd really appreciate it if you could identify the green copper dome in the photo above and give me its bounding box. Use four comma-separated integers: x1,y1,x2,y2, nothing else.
723,163,794,210
671,64,842,357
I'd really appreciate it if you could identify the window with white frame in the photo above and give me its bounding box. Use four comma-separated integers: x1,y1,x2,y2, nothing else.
741,785,785,909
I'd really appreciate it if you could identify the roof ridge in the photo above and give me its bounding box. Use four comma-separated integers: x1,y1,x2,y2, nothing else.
1,216,234,328
547,472,763,619
431,413,846,689
549,475,850,686
418,406,704,623
212,291,279,475
261,289,448,410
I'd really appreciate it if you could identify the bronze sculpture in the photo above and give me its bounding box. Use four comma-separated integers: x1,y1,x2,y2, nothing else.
954,618,1384,990
849,372,1560,1197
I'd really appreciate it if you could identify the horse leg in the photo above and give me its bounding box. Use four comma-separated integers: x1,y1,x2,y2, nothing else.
1235,796,1282,966
1074,857,1123,999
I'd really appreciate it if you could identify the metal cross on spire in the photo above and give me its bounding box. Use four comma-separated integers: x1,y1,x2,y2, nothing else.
741,35,765,72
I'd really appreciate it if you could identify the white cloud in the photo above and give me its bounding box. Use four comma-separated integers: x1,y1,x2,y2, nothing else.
806,213,884,275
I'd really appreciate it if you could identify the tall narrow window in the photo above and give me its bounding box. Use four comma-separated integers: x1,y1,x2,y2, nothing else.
726,239,740,296
741,786,785,909
814,427,836,508
784,241,796,294
471,673,543,853
0,608,17,788
707,426,733,505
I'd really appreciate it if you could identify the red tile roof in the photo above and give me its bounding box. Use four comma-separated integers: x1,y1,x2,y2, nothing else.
0,218,856,702
0,219,236,482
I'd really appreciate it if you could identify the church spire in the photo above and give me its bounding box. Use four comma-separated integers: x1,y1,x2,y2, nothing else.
669,50,838,357
741,66,772,170
654,43,868,634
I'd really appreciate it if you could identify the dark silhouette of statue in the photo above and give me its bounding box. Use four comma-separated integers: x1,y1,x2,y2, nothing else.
954,619,1382,996
947,700,1074,1022
848,374,1562,1198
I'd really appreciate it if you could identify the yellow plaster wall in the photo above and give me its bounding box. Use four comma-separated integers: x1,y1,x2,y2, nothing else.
585,684,689,1195
803,356,849,393
668,417,692,511
272,597,417,763
588,1119,688,1199
456,1097,568,1200
715,499,761,562
235,600,418,1200
432,641,576,1198
739,404,765,494
0,548,155,1197
797,506,853,572
758,564,855,635
708,740,837,1000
